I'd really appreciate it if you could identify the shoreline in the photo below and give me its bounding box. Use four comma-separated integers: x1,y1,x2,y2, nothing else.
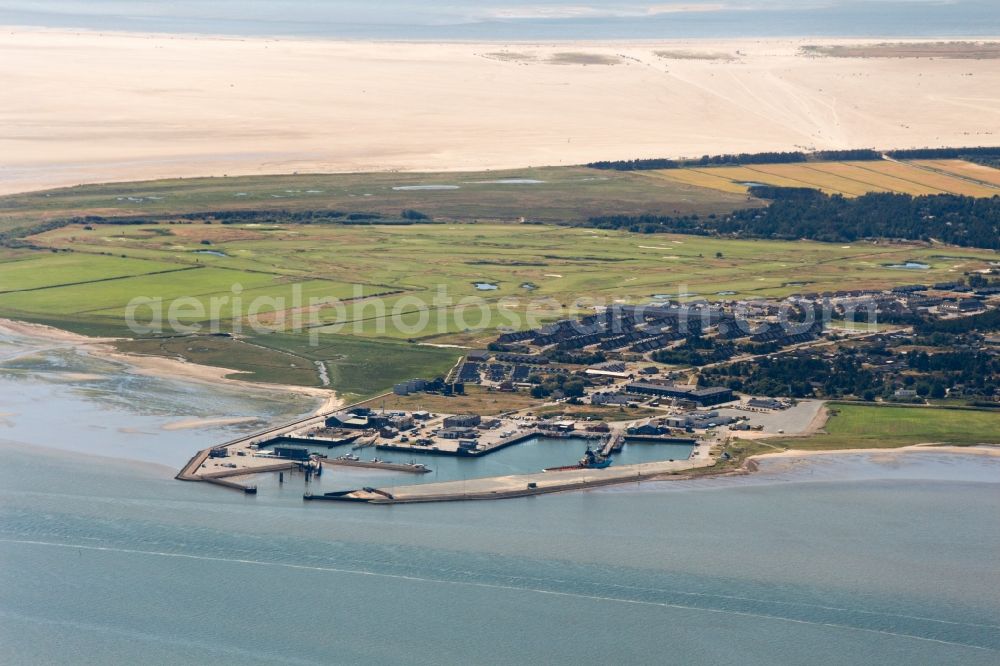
630,443,1000,487
749,443,1000,463
306,443,1000,504
3,315,997,501
6,25,1000,46
0,317,342,415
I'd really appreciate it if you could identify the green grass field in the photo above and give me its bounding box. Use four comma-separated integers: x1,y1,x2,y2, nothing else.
772,404,1000,449
1,218,996,398
1,167,997,400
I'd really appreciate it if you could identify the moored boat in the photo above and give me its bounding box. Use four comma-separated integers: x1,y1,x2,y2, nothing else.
543,446,613,472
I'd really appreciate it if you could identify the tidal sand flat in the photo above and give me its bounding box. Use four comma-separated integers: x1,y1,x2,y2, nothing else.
2,30,999,193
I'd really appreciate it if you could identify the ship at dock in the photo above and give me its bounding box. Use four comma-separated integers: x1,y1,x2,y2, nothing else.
543,446,613,473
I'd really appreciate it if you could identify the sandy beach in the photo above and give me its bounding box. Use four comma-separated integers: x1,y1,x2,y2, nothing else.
1,28,999,194
0,317,342,413
749,444,1000,465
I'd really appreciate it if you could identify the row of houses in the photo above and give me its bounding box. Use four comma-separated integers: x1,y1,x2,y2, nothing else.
493,304,723,354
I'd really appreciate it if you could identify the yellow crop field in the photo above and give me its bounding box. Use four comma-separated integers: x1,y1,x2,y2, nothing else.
855,161,1000,197
691,166,813,191
800,162,940,195
914,159,1000,188
651,159,1000,198
745,164,880,196
641,168,750,194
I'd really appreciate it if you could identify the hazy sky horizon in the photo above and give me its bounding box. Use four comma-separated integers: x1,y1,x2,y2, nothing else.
1,1,998,39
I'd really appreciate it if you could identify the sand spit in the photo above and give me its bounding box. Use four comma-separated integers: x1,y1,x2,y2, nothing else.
751,444,1000,463
161,416,264,431
1,29,999,194
0,318,341,414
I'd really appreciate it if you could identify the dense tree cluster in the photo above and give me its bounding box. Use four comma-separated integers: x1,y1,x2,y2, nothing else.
651,335,735,365
527,372,587,399
705,354,874,399
969,156,1000,169
915,308,1000,335
703,333,1000,402
542,349,607,365
585,191,1000,249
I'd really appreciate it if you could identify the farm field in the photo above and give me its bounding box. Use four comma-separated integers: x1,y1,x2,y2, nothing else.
647,158,1000,197
1,218,996,398
769,403,1000,449
913,159,1000,188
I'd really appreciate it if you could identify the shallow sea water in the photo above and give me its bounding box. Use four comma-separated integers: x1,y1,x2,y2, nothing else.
1,329,998,665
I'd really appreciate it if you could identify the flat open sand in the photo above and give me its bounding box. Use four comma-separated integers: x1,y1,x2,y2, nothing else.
0,317,342,412
1,28,999,194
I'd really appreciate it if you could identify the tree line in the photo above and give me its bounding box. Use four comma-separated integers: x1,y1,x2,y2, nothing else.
586,149,881,171
585,190,1000,250
586,146,1000,171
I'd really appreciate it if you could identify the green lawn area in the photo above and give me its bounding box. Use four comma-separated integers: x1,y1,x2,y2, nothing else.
252,332,462,398
771,403,1000,449
115,335,323,387
1,169,997,398
0,252,185,293
1,219,997,397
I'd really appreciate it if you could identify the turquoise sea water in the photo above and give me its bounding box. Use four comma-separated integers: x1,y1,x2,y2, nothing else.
1,1,997,39
1,329,999,664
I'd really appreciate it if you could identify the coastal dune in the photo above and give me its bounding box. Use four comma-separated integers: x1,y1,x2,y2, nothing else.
1,29,999,194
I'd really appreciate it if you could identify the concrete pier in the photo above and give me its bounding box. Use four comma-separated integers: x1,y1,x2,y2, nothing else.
174,393,392,491
305,456,715,504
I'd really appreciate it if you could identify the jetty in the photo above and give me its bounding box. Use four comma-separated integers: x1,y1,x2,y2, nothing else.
304,457,712,504
174,393,392,492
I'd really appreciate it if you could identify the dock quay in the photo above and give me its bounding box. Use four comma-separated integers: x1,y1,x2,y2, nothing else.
176,390,713,501
174,393,392,491
304,457,714,504
375,428,604,458
600,430,625,457
623,435,698,445
204,477,260,494
375,429,541,457
320,458,432,473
